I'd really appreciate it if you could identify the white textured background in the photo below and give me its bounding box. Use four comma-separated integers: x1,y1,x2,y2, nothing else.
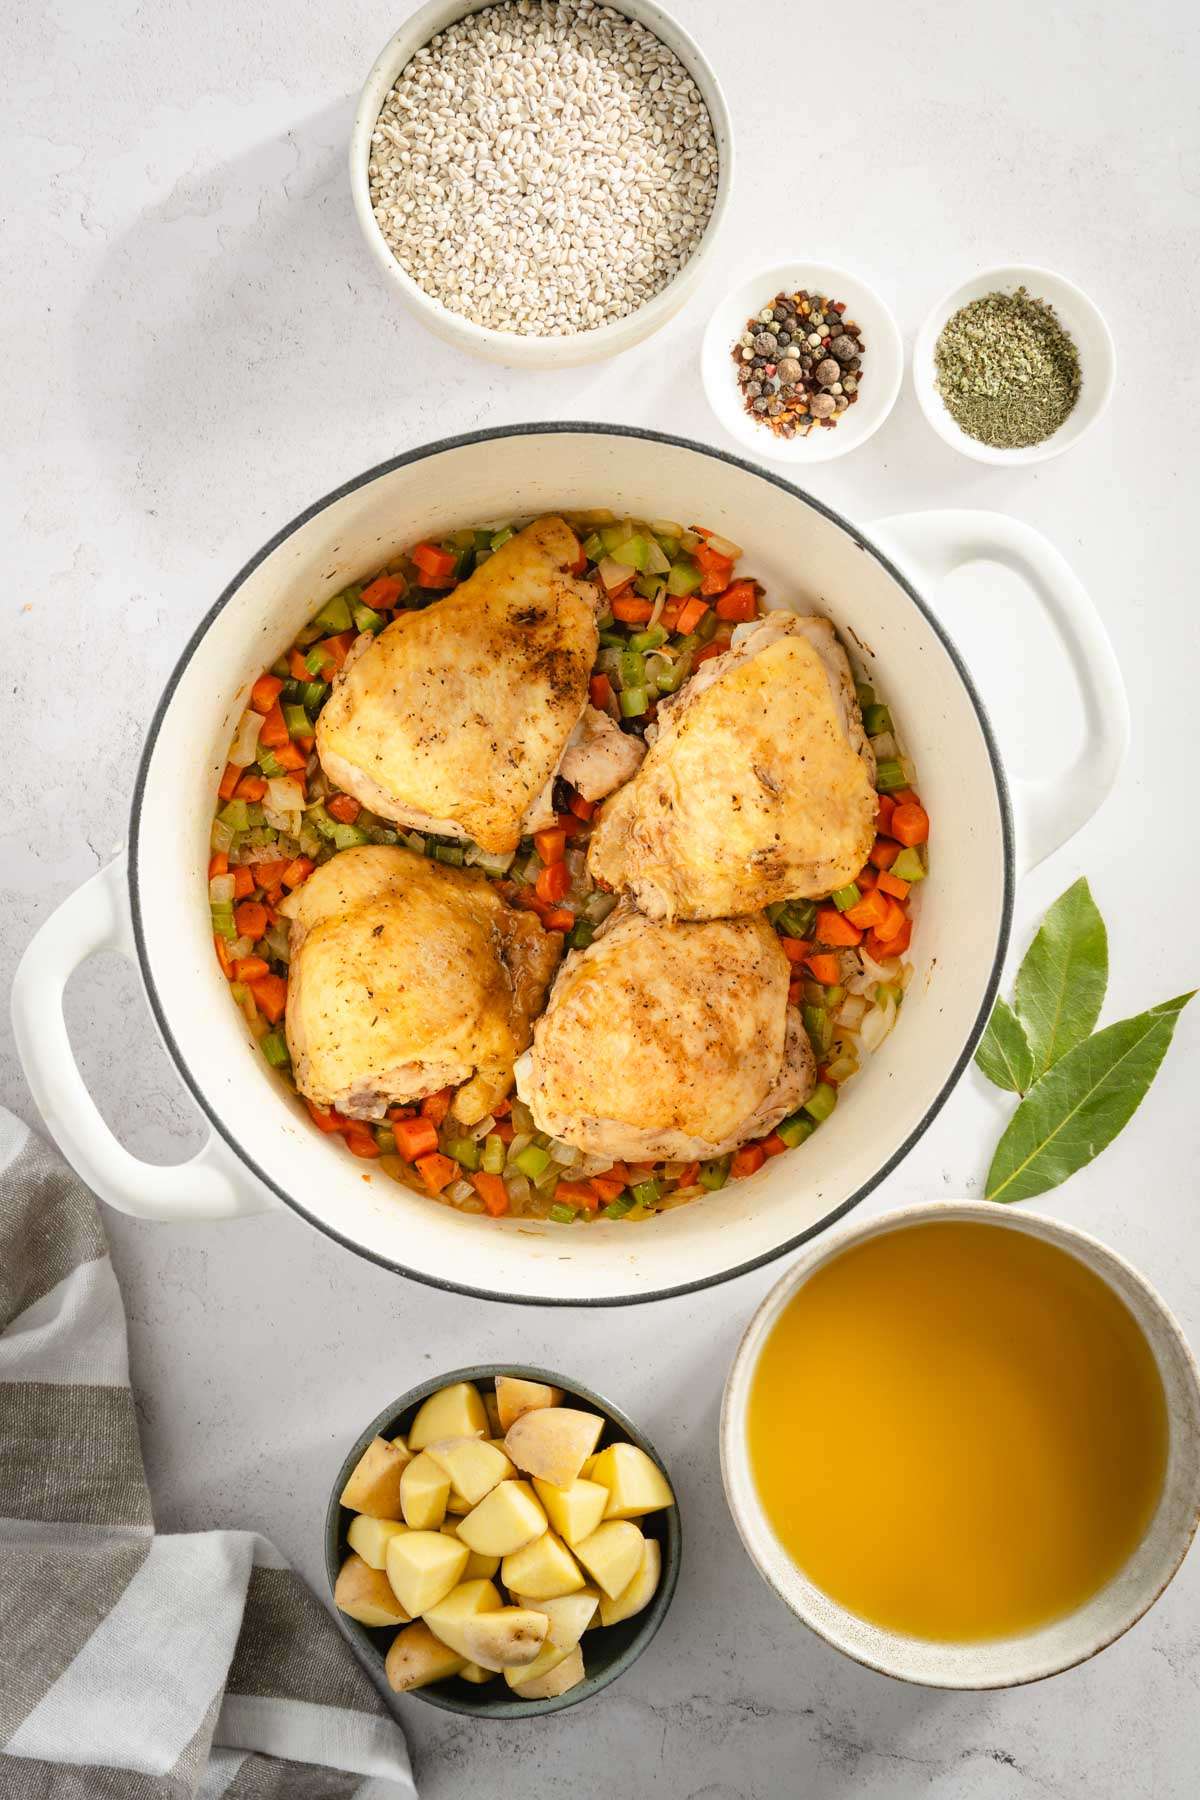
4,1,1199,1794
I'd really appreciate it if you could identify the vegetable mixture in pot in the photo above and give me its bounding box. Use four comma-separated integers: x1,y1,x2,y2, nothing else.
208,513,929,1223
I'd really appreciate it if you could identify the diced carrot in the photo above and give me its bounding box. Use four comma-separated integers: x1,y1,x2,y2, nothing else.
555,1178,599,1211
415,1151,458,1193
214,934,234,978
288,648,310,680
492,1098,511,1118
877,870,910,900
387,1104,415,1123
869,837,901,870
730,1143,767,1178
361,573,406,608
472,1172,510,1216
760,1133,789,1158
493,1119,515,1144
231,866,256,899
322,632,357,673
866,917,912,959
218,763,240,802
420,1088,454,1126
327,793,361,825
307,1098,348,1133
543,907,575,932
344,1130,381,1160
873,896,909,943
890,802,930,847
693,642,727,667
780,936,814,964
271,741,308,772
235,900,269,939
282,856,314,890
891,789,921,808
556,813,588,839
714,580,759,622
815,907,864,947
589,673,613,710
533,827,566,865
660,599,682,632
675,1161,701,1187
674,595,710,635
296,735,315,755
234,955,270,982
250,673,284,714
844,889,890,931
693,542,734,595
535,860,571,905
787,977,803,1005
875,793,896,833
257,702,290,749
611,595,654,624
254,860,290,889
568,792,596,821
589,1174,626,1204
208,852,229,879
805,952,842,984
411,541,457,581
856,865,878,890
395,1116,440,1160
247,973,287,1023
234,772,267,802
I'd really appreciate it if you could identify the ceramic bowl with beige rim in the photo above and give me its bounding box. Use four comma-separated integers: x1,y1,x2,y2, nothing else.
349,0,734,368
720,1200,1200,1689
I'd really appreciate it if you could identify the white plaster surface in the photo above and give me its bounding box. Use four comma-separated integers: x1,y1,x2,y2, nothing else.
3,1,1199,1794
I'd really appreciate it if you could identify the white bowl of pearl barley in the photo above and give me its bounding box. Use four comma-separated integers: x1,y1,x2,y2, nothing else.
350,0,733,368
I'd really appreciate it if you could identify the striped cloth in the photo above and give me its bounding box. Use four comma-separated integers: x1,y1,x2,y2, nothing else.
0,1109,415,1799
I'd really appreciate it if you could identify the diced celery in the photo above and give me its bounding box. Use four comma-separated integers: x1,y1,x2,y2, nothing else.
654,533,680,560
699,1157,730,1191
824,983,845,1006
803,1082,838,1123
305,645,329,676
777,899,816,939
300,680,328,712
210,818,234,855
549,1203,577,1224
877,981,903,1005
654,655,690,694
353,601,386,633
566,919,594,950
218,799,250,832
855,682,876,709
598,628,626,649
600,523,627,555
314,593,354,633
258,750,287,778
431,842,465,865
471,847,516,876
490,525,514,551
228,981,249,1004
666,559,702,596
283,703,312,739
514,1144,552,1181
631,1178,665,1207
777,1111,815,1148
642,536,671,575
330,821,371,851
619,686,648,719
831,883,861,912
628,625,667,653
695,609,721,644
581,532,604,563
634,573,665,601
618,649,645,690
892,847,926,882
603,1194,635,1220
244,803,265,828
765,902,786,926
481,1135,506,1175
375,1126,396,1156
802,1004,832,1057
211,909,237,941
260,1030,290,1068
875,759,908,793
446,1137,481,1171
862,702,892,736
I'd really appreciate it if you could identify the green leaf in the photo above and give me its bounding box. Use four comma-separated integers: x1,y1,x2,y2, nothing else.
985,993,1194,1203
975,995,1036,1094
1013,877,1108,1081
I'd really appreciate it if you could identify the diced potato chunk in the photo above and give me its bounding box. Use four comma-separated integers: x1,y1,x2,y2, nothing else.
339,1436,410,1518
408,1382,489,1450
532,1476,608,1548
495,1375,565,1433
599,1535,662,1626
385,1620,465,1691
460,1661,497,1684
578,1453,599,1481
445,1489,472,1515
489,1441,517,1475
511,1588,598,1650
426,1437,513,1507
501,1530,585,1601
457,1480,547,1557
483,1390,503,1436
505,1408,604,1488
334,1553,411,1628
346,1514,408,1570
572,1520,644,1599
507,1643,585,1699
400,1451,451,1530
461,1606,549,1671
590,1442,675,1519
385,1530,469,1617
502,1638,571,1690
423,1578,503,1658
440,1519,500,1581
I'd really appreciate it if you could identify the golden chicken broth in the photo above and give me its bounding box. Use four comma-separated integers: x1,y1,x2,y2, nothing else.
746,1221,1168,1642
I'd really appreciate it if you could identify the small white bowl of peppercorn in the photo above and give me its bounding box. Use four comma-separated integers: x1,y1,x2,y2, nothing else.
913,264,1115,465
701,260,904,463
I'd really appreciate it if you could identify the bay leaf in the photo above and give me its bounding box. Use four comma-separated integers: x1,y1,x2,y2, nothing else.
985,992,1194,1204
974,995,1035,1095
1013,877,1108,1081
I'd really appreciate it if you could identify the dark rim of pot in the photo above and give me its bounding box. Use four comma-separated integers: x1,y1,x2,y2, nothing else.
127,422,1016,1307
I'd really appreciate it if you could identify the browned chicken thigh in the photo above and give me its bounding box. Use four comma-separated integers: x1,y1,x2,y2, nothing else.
281,846,560,1125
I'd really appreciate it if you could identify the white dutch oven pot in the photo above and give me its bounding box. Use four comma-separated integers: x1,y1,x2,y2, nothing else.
12,427,1128,1305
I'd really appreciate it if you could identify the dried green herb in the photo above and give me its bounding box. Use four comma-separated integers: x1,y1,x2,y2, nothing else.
934,288,1081,449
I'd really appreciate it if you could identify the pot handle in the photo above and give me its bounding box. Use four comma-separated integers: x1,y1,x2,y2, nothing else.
11,855,276,1221
867,510,1129,874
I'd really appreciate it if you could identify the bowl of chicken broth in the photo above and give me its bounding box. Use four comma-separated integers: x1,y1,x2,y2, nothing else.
12,425,1127,1304
721,1201,1200,1686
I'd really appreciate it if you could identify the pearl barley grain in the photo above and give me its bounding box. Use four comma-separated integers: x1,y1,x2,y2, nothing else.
367,0,719,336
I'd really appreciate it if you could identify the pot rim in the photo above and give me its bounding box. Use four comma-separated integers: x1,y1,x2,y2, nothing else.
127,422,1016,1306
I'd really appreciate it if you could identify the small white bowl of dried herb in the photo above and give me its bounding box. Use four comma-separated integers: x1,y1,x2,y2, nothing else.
914,266,1115,465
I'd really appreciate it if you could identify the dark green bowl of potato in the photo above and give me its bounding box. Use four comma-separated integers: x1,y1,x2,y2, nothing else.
325,1364,682,1718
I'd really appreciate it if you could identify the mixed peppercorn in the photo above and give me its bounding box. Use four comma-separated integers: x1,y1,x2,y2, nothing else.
732,289,866,437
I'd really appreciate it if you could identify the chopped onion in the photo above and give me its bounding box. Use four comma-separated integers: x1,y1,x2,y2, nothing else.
504,1172,532,1210
264,805,300,834
598,556,637,592
647,583,667,628
267,776,306,814
549,1139,581,1166
860,994,898,1053
209,874,235,904
649,518,683,538
643,537,671,577
467,1114,497,1141
509,1097,535,1135
729,621,762,649
704,530,743,560
229,710,264,768
228,935,254,961
837,993,869,1030
869,730,899,761
446,1178,475,1205
506,1132,534,1165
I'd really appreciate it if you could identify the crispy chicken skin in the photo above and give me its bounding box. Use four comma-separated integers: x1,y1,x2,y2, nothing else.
315,516,598,854
515,902,815,1162
586,611,877,919
280,846,560,1126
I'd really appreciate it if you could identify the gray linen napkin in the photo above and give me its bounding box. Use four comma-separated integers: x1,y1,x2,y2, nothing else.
0,1108,415,1799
